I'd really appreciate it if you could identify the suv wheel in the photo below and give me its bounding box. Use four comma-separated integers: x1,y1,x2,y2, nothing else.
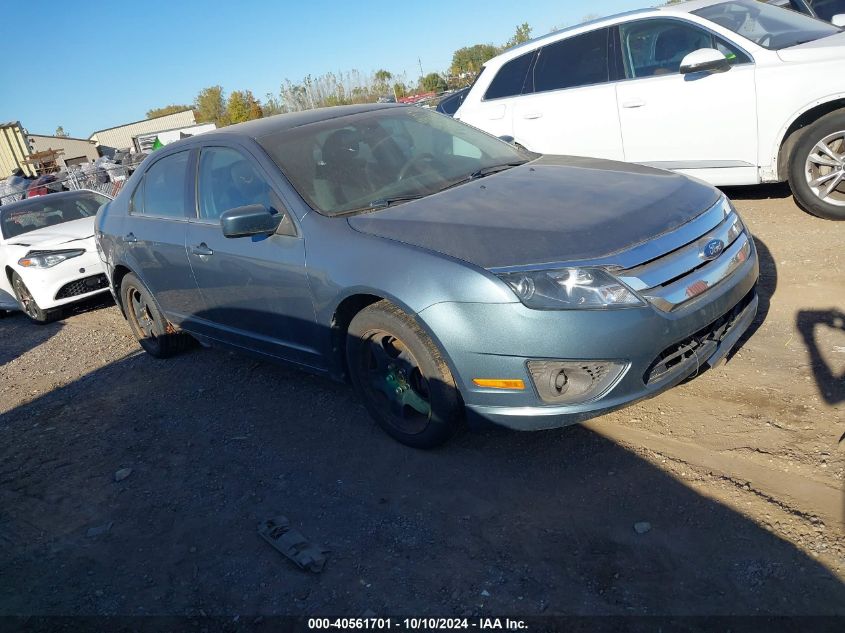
11,272,61,324
788,110,845,220
346,301,462,448
120,272,192,358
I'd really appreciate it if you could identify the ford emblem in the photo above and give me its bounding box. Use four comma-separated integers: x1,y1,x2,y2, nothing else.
701,239,725,261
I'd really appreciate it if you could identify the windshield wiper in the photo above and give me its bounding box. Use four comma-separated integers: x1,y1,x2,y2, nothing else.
333,162,527,217
469,161,526,179
435,161,527,194
333,194,426,217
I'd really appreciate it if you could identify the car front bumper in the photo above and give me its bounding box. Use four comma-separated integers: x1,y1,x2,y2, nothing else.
14,246,110,310
417,241,759,431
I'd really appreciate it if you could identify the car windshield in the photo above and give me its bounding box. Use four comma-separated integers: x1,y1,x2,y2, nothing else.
258,107,530,216
0,191,109,240
693,0,841,49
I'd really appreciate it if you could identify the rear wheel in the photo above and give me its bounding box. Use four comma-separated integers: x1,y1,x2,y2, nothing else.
788,110,845,220
346,301,462,448
120,272,192,358
11,272,61,324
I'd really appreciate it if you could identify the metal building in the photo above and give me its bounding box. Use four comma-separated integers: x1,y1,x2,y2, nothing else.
89,110,197,155
0,122,34,178
27,134,99,169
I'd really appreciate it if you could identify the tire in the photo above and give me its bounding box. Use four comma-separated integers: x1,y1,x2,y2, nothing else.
787,110,845,220
346,300,462,448
120,272,192,358
11,272,61,324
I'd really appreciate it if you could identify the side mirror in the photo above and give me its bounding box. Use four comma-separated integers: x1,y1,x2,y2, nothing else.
832,14,845,27
220,204,282,238
679,48,731,75
498,135,515,144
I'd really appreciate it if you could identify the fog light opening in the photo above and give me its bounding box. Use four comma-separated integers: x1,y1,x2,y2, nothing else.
553,369,569,395
527,360,626,405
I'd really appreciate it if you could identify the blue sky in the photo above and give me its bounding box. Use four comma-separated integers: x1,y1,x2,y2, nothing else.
0,0,645,138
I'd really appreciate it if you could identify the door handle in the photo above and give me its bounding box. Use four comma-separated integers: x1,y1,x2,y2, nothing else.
622,99,646,109
522,112,543,120
122,232,137,243
190,243,214,257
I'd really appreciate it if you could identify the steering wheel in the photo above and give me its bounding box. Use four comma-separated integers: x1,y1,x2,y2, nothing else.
398,153,437,180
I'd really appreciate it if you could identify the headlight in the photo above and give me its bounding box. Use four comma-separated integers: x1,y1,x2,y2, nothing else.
18,249,85,268
497,267,645,310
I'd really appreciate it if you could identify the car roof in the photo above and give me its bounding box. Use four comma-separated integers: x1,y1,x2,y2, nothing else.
658,0,733,13
207,103,396,139
488,0,736,68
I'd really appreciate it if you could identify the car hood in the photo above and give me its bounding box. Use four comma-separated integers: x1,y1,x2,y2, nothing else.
777,31,845,62
347,155,720,269
5,217,96,250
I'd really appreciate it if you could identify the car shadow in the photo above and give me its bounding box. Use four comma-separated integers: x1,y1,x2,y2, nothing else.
796,309,845,407
720,182,793,201
725,236,776,364
0,311,63,368
1,316,843,618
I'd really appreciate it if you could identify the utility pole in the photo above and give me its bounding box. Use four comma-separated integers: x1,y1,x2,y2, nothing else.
418,57,424,87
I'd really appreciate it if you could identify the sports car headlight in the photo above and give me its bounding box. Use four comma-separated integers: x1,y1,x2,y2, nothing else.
18,249,85,268
497,267,645,310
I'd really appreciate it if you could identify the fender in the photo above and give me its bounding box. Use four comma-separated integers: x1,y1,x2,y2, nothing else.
766,92,845,182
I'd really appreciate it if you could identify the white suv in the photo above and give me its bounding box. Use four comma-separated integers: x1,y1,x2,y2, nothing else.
455,0,845,220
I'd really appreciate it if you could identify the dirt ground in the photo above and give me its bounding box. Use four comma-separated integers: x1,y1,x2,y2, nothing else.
1,185,843,619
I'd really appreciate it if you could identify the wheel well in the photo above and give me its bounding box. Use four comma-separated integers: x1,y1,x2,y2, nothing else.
4,266,14,286
111,265,131,310
330,293,384,380
778,100,845,180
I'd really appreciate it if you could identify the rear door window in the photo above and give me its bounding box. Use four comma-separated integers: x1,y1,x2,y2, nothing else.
141,151,190,219
483,51,535,100
532,28,612,93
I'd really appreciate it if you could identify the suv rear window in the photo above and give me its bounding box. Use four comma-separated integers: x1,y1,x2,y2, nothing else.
532,28,611,93
483,51,534,100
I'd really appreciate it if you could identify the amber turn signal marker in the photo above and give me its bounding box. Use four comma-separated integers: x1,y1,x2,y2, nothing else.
472,378,525,390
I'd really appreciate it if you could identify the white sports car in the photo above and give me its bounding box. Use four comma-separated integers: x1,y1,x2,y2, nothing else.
0,190,112,323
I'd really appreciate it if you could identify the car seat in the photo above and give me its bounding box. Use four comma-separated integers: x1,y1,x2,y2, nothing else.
653,26,711,75
318,129,370,209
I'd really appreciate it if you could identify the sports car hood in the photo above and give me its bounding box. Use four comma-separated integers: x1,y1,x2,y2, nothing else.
5,217,96,249
777,31,845,62
347,156,720,269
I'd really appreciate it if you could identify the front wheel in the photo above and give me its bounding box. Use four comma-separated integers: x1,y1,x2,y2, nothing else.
788,110,845,220
346,301,462,448
11,273,61,324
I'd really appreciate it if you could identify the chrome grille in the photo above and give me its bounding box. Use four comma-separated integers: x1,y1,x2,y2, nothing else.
617,202,752,312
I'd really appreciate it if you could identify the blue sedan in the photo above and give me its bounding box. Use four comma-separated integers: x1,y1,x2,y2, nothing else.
96,105,758,447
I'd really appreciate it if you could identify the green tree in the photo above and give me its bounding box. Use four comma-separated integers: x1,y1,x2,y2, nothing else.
392,82,408,99
224,90,263,125
194,85,226,125
421,72,447,93
54,126,68,137
374,69,393,96
262,92,285,117
504,23,532,49
146,104,192,119
449,44,499,77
